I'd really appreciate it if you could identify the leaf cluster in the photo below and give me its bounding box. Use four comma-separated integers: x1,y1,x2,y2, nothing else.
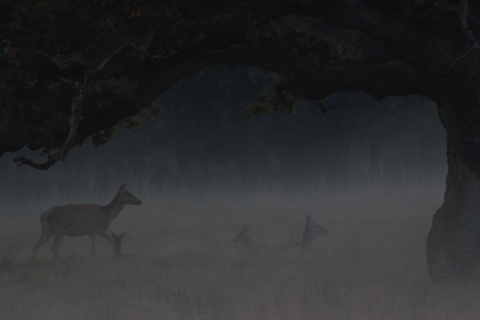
246,22,347,117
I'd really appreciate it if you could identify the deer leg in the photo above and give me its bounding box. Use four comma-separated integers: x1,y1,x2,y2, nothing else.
33,231,52,258
51,234,64,258
111,231,125,258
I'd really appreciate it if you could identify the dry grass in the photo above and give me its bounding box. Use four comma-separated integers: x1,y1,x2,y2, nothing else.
0,184,479,320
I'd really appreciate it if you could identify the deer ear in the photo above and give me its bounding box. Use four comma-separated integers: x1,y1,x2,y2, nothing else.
119,183,126,192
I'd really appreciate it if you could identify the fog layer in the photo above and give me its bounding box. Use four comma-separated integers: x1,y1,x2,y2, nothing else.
0,67,452,319
3,184,477,320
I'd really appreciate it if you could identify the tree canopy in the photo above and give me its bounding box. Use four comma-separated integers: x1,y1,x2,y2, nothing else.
0,0,457,169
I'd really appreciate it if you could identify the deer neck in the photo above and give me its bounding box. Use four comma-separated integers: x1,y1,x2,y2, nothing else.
103,195,125,221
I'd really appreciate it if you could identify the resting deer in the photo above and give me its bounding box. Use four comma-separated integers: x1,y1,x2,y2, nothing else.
234,226,257,251
235,225,288,254
234,215,328,252
110,230,169,268
34,184,141,258
283,215,328,249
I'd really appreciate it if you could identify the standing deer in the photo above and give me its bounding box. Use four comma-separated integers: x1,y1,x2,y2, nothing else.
33,184,141,258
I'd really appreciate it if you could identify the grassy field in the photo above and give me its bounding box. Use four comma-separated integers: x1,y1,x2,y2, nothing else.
0,184,479,320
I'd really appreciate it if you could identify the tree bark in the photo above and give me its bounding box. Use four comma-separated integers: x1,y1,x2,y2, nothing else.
427,89,480,282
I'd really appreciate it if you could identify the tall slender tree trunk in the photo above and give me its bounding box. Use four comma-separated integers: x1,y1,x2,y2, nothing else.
427,89,480,281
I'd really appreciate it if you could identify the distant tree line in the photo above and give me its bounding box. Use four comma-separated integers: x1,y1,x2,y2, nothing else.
0,67,445,203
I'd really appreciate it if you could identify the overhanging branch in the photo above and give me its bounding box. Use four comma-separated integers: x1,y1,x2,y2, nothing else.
14,82,86,169
1,0,449,169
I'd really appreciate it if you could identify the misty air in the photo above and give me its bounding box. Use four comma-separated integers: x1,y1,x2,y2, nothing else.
2,2,480,320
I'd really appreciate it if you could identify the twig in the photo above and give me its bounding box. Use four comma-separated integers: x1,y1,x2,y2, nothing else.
450,0,480,68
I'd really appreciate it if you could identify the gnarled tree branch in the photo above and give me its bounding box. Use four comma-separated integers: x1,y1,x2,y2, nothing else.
13,82,86,169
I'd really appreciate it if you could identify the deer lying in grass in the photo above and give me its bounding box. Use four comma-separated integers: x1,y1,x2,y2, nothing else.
34,184,141,258
282,215,329,249
233,226,273,254
110,230,169,267
234,226,257,251
234,215,328,251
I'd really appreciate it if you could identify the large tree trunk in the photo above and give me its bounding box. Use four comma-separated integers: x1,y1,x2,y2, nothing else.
427,161,480,281
427,92,480,282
